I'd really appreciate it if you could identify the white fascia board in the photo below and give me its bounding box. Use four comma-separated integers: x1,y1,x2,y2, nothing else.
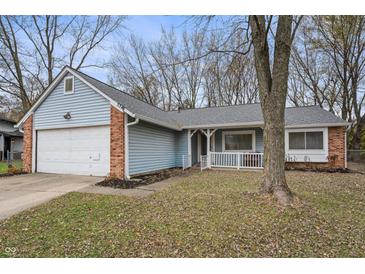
181,121,348,130
285,122,350,129
182,121,264,129
136,114,181,131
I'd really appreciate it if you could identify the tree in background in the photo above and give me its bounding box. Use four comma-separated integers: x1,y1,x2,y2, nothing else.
0,15,125,116
289,16,365,151
109,23,259,110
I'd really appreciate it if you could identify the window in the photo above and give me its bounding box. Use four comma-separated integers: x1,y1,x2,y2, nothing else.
306,132,323,149
223,131,255,151
289,132,305,149
64,76,74,94
288,131,324,150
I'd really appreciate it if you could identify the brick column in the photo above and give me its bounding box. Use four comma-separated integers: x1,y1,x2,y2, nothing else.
23,115,33,173
110,106,125,178
328,126,346,168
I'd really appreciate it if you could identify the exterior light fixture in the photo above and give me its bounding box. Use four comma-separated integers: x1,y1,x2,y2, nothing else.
63,112,71,120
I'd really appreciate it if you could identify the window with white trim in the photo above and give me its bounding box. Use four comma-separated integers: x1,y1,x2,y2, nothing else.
64,76,74,94
288,131,324,150
223,131,255,151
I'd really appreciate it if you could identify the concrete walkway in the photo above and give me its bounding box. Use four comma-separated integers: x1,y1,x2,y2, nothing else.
78,176,181,198
0,173,101,220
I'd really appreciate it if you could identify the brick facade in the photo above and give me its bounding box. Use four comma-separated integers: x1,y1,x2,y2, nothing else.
110,106,125,178
23,115,33,173
328,127,346,168
286,126,346,170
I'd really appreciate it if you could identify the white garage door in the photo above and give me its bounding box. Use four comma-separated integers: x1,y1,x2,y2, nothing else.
37,126,110,176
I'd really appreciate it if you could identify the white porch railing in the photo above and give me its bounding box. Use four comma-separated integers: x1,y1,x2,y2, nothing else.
182,154,192,170
200,155,209,171
210,152,264,169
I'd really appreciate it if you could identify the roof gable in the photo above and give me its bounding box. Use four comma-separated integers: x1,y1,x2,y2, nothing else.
33,72,111,129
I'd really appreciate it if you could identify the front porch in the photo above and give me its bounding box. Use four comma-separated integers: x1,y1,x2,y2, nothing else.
182,127,264,170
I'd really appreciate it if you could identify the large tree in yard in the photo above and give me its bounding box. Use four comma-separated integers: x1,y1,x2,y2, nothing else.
249,16,301,205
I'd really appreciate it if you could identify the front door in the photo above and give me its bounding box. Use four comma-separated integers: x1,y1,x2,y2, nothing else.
3,136,11,160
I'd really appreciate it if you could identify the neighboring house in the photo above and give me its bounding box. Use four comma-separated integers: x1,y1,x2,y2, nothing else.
0,118,23,161
15,66,349,177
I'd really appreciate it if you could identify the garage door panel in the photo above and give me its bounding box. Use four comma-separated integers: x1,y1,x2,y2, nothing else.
37,126,110,176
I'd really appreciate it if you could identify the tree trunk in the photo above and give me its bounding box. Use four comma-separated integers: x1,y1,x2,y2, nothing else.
352,114,365,161
261,95,293,205
250,15,294,205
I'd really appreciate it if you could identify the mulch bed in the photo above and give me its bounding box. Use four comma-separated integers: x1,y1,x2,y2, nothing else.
0,171,27,178
96,168,184,189
285,167,352,173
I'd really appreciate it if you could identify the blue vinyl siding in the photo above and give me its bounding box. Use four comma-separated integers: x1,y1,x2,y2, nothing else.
34,73,110,129
175,130,188,167
214,128,263,153
129,121,182,176
191,133,198,164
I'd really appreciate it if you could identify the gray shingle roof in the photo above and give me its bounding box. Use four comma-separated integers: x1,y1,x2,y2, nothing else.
70,67,348,130
171,104,348,128
0,118,23,136
71,69,179,129
169,104,264,127
284,106,346,127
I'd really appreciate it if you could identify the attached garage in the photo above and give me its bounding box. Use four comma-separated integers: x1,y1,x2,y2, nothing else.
36,126,110,176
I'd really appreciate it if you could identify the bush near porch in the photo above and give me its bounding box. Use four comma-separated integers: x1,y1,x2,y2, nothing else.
0,170,365,257
0,160,23,175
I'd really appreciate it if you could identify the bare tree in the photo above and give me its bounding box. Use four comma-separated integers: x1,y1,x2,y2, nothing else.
203,47,258,106
109,35,162,106
110,29,208,110
0,15,125,114
311,16,365,151
109,24,259,110
14,16,74,85
289,18,341,114
68,16,125,70
250,15,302,205
0,16,31,111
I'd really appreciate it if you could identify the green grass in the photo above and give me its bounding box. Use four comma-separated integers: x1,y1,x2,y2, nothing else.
0,160,22,174
0,170,365,257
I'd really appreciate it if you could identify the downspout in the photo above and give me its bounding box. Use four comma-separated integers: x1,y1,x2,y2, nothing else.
127,117,140,127
124,116,139,179
345,124,350,169
14,124,24,133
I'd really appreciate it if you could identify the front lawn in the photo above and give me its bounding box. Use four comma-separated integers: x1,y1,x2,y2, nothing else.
0,160,22,174
0,170,365,257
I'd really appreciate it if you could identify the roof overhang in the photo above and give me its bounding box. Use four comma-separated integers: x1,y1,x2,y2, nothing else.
136,114,181,131
181,121,350,130
285,122,350,129
182,121,264,129
15,66,136,129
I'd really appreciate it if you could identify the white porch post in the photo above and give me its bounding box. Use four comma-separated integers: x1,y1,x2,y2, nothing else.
197,131,201,161
187,129,192,167
207,129,211,168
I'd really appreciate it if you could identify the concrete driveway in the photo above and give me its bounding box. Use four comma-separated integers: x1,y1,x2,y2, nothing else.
0,173,101,220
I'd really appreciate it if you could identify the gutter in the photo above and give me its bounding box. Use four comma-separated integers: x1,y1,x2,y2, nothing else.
126,117,140,127
125,116,140,179
13,123,24,133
